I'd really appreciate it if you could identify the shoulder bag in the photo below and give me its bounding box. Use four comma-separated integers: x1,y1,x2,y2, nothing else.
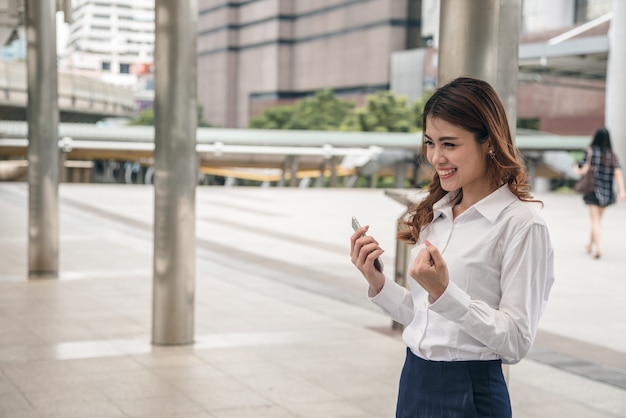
574,149,595,194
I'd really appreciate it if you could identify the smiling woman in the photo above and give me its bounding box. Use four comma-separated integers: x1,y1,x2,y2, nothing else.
422,116,495,217
402,77,541,239
350,76,555,418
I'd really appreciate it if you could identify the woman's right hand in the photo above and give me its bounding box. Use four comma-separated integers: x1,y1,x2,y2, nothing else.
350,225,385,295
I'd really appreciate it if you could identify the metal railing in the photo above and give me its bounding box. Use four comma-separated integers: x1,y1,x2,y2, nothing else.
0,122,591,186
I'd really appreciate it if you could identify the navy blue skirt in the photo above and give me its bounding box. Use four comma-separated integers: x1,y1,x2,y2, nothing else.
396,348,511,418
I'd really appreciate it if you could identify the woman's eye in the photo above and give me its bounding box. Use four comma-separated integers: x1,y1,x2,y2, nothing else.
443,142,456,148
423,140,433,146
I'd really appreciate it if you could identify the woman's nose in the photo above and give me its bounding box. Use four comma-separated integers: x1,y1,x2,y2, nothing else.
429,146,444,164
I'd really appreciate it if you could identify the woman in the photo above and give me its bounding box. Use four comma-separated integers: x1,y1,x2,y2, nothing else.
573,128,626,259
350,77,555,417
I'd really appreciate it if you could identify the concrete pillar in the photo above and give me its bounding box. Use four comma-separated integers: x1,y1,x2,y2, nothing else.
329,156,338,187
152,0,198,345
316,160,327,187
289,156,299,187
25,0,59,279
606,1,626,165
438,0,521,136
438,0,521,384
392,217,410,331
394,160,407,188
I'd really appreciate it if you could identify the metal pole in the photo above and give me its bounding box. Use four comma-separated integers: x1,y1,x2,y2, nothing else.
316,160,327,187
329,156,338,187
152,0,198,345
289,155,299,187
26,0,60,279
438,0,521,137
606,1,626,166
392,213,410,331
394,160,406,188
438,0,521,383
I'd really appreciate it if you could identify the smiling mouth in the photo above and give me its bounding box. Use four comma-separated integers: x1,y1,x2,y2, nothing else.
437,168,456,178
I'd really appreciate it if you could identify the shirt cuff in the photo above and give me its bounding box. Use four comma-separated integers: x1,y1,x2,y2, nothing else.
369,276,408,307
428,281,470,324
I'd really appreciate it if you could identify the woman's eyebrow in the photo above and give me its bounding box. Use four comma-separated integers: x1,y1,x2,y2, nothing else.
423,133,460,141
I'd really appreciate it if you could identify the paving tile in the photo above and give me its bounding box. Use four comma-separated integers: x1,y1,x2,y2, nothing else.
0,392,35,417
208,405,292,418
1,184,625,418
282,400,375,417
114,394,206,417
187,389,274,412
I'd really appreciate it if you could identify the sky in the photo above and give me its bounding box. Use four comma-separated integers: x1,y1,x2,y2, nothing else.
56,12,69,55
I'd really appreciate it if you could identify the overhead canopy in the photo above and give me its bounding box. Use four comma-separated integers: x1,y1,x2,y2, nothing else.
518,13,611,81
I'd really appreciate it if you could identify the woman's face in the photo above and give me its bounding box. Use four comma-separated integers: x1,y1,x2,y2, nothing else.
423,116,491,194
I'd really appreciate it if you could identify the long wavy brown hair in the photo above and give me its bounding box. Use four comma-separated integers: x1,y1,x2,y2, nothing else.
398,77,541,244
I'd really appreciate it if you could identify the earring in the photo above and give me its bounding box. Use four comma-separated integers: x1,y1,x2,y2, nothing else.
488,150,495,160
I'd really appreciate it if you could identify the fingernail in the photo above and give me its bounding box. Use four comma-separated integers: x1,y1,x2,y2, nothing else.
425,240,431,247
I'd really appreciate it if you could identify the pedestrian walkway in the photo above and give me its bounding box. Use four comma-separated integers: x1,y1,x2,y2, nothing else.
0,183,625,417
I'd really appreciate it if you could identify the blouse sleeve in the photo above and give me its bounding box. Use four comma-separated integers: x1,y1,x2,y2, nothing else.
369,276,415,326
429,222,555,364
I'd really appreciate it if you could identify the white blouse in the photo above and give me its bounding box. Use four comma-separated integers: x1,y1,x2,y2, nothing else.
370,185,555,364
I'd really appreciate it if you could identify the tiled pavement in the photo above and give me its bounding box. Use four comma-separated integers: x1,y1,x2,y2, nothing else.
1,183,625,417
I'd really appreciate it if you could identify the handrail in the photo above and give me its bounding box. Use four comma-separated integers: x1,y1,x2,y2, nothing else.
0,121,591,152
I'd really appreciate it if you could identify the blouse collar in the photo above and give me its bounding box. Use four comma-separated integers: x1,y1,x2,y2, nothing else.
432,185,517,223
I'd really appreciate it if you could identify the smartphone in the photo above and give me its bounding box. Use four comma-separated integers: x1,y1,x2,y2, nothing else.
351,216,384,272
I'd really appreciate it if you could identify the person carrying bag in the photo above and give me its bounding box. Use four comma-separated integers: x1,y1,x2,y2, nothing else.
573,128,626,259
574,148,594,194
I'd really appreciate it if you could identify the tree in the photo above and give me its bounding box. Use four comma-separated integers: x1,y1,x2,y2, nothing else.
128,108,154,126
339,91,416,132
128,106,212,127
197,105,213,127
411,90,434,130
249,105,297,129
249,89,354,130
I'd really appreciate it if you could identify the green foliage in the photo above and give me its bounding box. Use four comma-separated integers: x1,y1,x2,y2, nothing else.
289,89,355,130
197,105,212,127
249,105,297,129
340,91,416,133
249,89,354,130
128,109,154,125
411,90,434,129
248,88,434,134
128,106,212,127
517,118,539,131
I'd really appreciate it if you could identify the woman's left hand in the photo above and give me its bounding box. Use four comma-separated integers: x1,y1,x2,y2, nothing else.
410,240,449,301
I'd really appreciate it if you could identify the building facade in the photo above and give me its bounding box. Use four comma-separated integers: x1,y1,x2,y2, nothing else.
61,0,154,88
55,0,614,135
197,0,422,128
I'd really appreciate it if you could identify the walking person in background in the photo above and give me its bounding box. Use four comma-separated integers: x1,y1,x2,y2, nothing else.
350,77,555,418
573,127,626,259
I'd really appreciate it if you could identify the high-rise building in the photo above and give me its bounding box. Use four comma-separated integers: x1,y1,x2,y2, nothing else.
197,0,423,128
60,0,154,87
